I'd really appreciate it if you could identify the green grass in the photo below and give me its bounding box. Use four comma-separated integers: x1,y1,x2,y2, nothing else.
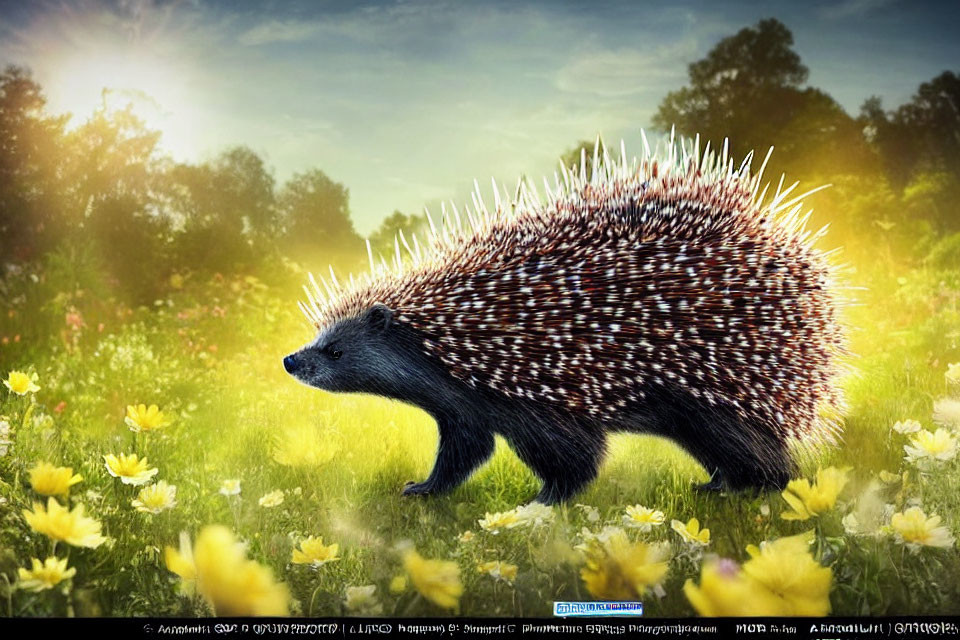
1,268,959,617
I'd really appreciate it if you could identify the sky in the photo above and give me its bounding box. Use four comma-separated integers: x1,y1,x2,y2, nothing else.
0,0,958,235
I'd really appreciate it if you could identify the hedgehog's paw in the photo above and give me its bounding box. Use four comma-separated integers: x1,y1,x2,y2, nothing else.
692,480,724,493
692,471,724,493
401,480,434,497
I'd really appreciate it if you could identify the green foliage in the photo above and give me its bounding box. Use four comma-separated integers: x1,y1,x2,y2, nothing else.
653,18,873,180
0,68,362,304
366,210,428,262
277,168,362,269
861,72,960,197
0,66,70,261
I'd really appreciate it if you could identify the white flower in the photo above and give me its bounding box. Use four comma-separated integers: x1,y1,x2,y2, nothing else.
945,363,960,385
258,490,284,508
622,504,666,531
344,585,383,615
842,482,892,538
513,502,555,528
575,525,627,552
219,479,241,496
0,419,12,457
576,503,601,523
904,428,958,466
891,506,956,552
131,481,177,514
892,419,922,434
841,512,860,535
933,398,960,430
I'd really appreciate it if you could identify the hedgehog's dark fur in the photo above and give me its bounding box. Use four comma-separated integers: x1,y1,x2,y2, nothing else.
284,134,848,504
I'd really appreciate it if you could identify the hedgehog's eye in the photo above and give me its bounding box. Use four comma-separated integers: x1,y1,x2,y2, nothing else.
322,344,342,360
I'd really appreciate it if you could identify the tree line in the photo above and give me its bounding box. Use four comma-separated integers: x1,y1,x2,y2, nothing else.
1,18,958,307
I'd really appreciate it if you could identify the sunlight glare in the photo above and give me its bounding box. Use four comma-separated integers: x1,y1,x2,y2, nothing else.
47,51,200,161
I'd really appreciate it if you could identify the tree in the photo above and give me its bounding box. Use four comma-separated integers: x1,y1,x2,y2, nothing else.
861,71,960,189
0,66,68,261
366,210,428,261
60,103,171,302
653,18,871,178
277,168,363,269
168,146,278,272
63,103,162,213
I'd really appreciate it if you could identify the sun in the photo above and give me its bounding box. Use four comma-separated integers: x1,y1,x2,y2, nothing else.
45,50,201,161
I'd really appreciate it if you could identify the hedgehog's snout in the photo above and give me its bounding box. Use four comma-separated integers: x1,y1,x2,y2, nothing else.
282,352,302,375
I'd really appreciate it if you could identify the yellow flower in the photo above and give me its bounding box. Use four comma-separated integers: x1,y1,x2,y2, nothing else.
164,525,290,616
890,506,955,551
344,585,383,615
22,498,106,548
477,560,518,583
946,363,960,385
291,536,339,566
17,557,76,592
780,466,850,521
4,370,40,395
219,479,242,496
389,575,408,594
580,529,670,599
165,532,197,593
125,404,171,432
403,549,463,610
258,490,284,508
671,518,711,546
104,453,159,485
478,510,521,534
623,505,665,531
28,461,82,497
684,557,784,616
904,429,957,464
893,419,923,434
741,530,832,616
132,481,177,514
457,530,475,544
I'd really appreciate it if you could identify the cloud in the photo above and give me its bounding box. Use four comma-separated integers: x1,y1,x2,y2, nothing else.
554,40,695,98
819,0,898,20
238,19,322,46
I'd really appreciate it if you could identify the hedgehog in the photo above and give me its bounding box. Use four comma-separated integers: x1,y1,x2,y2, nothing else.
282,132,848,504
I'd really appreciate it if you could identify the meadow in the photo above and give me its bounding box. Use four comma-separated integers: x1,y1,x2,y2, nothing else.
1,226,959,618
1,14,959,619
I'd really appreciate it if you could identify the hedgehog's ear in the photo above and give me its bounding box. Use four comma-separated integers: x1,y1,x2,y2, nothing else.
365,303,394,332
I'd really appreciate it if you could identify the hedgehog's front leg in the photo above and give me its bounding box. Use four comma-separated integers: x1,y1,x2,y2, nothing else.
402,418,495,497
505,413,607,505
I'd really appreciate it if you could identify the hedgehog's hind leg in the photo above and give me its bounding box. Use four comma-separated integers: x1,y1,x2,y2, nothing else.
666,398,793,493
710,420,793,492
402,417,495,497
